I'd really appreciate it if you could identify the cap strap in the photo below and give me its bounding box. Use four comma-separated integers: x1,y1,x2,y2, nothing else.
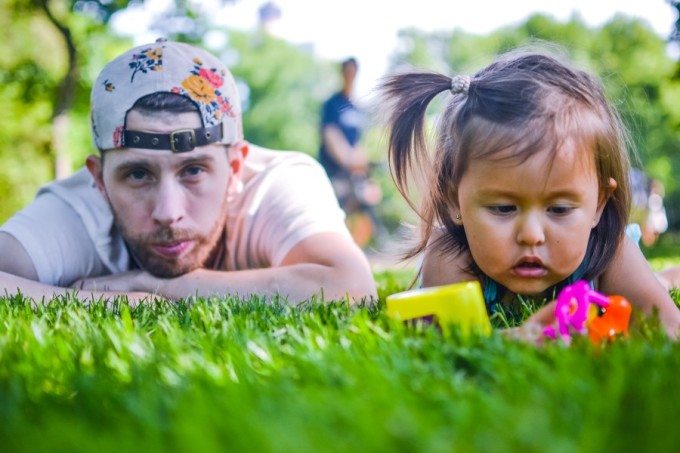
123,124,223,153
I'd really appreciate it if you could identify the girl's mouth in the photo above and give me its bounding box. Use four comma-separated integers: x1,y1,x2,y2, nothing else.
512,257,548,278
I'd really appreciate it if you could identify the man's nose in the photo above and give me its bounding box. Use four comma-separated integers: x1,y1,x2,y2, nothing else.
516,212,546,246
151,180,185,226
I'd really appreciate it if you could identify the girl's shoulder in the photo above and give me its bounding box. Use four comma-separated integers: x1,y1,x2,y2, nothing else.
421,228,477,287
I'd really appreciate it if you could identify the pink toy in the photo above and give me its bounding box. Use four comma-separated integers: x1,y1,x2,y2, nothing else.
542,280,610,344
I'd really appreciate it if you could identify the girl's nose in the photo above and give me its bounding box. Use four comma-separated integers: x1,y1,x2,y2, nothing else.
516,212,546,246
151,180,185,227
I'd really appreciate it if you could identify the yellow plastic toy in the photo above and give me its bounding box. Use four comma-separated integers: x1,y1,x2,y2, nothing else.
386,281,492,337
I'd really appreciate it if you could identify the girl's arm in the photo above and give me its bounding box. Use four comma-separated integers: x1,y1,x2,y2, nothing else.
600,237,680,339
657,267,680,290
421,229,477,287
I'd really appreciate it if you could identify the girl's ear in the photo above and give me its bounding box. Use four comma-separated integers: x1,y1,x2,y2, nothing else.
448,190,463,225
86,154,110,203
593,177,618,227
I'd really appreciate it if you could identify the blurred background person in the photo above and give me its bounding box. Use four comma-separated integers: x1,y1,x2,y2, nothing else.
630,168,669,247
643,178,668,247
318,57,385,248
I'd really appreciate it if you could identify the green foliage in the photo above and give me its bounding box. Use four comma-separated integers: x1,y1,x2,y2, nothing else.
0,1,132,222
226,30,335,155
1,275,680,451
0,5,62,221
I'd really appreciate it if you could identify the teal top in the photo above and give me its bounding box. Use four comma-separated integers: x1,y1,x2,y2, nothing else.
482,224,642,312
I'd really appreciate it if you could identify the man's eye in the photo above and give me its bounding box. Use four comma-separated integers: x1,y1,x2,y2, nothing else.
487,205,516,215
182,166,205,177
127,169,149,181
186,166,202,176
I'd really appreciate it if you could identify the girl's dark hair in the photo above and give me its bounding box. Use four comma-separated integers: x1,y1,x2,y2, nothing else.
379,49,631,282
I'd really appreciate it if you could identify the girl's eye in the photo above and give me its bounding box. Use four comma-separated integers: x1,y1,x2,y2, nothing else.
487,205,516,215
548,205,574,216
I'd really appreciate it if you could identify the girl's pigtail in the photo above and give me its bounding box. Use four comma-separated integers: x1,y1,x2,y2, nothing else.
378,71,454,213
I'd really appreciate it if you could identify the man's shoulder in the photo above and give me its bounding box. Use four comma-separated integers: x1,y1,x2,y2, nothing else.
226,144,347,270
38,167,97,197
246,144,324,174
38,168,112,222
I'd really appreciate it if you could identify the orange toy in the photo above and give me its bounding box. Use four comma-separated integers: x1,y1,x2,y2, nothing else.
587,295,632,344
543,280,632,345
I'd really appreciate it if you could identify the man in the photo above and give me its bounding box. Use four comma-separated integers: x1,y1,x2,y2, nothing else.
318,57,383,247
318,57,368,179
0,40,376,304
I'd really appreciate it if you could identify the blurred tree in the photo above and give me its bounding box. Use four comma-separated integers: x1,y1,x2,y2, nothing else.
226,30,335,155
0,0,135,221
671,1,680,44
391,13,680,227
143,0,234,44
671,1,680,85
11,1,133,180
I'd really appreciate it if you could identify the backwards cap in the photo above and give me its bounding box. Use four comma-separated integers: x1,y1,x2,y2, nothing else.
91,39,242,152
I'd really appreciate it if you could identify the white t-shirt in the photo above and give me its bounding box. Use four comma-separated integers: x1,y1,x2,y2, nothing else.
0,145,350,286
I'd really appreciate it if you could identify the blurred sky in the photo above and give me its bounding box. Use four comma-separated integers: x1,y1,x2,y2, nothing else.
113,0,678,98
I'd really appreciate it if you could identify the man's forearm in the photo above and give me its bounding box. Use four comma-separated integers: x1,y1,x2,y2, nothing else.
1,271,155,306
1,270,75,302
142,263,377,304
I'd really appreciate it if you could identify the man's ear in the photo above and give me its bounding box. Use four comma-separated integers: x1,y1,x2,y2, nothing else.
593,177,618,227
86,154,110,202
227,141,248,190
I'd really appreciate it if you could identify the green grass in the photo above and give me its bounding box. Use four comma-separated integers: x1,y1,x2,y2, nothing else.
1,269,680,452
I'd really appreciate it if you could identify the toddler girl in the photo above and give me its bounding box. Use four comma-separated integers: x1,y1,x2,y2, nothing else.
378,50,680,337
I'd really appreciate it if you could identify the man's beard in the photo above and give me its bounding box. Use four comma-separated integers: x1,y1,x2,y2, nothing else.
112,205,228,278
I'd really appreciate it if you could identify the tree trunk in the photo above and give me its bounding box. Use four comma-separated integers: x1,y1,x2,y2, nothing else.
39,0,77,179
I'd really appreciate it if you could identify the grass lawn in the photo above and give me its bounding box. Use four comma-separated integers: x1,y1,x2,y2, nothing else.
1,249,680,452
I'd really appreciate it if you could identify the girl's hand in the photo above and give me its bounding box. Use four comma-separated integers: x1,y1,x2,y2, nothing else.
501,301,557,345
657,305,680,341
601,237,680,341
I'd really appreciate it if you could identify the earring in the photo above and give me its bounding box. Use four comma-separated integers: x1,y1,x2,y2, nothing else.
455,213,462,224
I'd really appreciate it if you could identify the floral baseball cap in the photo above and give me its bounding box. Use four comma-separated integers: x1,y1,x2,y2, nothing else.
91,39,241,152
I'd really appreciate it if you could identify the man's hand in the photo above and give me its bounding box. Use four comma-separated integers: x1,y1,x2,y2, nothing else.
323,126,369,173
81,291,162,308
72,271,164,306
347,145,370,173
73,270,152,294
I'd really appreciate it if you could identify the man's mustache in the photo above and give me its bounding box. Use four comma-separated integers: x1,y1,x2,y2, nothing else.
141,228,196,244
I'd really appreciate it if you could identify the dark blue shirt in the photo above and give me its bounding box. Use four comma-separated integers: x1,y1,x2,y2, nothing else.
318,92,365,178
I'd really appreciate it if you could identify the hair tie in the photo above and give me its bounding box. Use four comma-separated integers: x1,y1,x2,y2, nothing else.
450,75,471,95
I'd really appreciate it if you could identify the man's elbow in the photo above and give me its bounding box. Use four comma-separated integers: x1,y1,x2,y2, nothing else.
0,233,39,281
324,266,377,304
